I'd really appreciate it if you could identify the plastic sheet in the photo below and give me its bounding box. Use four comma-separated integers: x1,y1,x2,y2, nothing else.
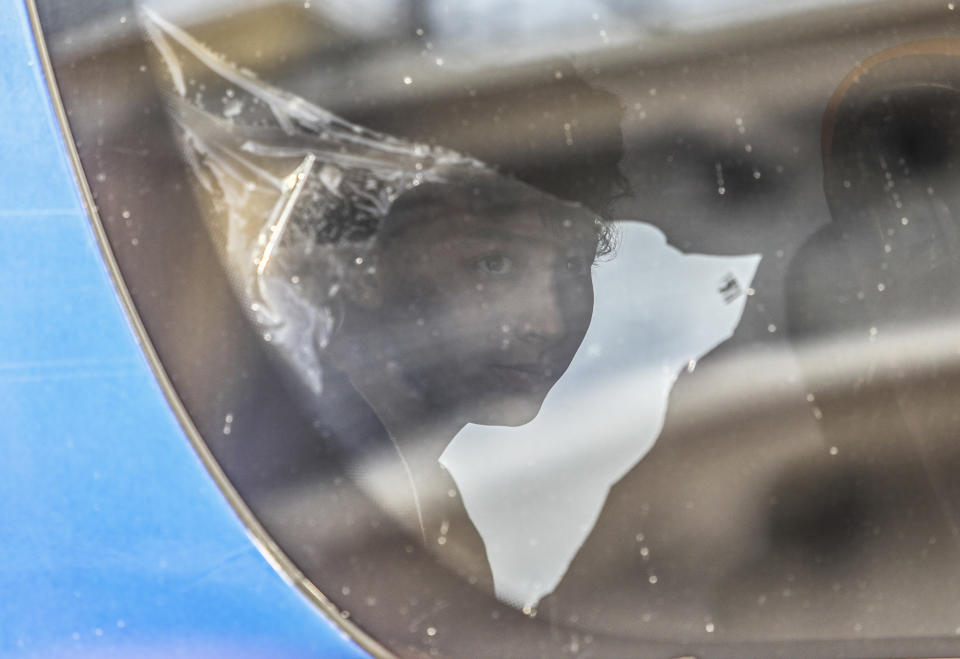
144,7,501,398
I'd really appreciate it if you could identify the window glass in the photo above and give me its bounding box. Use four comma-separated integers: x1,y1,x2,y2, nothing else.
35,0,960,656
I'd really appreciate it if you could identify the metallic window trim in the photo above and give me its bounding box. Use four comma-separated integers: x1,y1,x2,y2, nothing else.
23,2,393,657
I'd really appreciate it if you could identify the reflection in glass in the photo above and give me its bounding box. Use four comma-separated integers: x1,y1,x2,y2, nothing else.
447,223,758,608
143,6,760,613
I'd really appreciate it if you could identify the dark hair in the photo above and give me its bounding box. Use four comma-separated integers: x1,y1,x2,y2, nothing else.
380,171,618,259
347,60,628,217
790,40,960,342
822,41,960,232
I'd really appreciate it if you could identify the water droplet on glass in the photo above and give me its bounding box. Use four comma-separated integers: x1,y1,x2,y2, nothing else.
223,99,243,118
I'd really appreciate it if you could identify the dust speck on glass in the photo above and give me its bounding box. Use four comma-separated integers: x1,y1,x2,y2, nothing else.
34,0,960,656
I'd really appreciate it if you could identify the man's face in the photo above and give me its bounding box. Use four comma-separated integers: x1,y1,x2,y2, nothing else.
368,188,598,427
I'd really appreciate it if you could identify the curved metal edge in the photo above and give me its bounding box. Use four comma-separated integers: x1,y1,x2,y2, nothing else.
23,3,395,657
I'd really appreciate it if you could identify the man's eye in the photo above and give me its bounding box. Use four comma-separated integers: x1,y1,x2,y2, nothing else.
476,254,513,275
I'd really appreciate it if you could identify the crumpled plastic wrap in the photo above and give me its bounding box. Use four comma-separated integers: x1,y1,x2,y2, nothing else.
143,8,492,396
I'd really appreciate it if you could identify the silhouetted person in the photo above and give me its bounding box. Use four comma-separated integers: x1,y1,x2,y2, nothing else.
726,40,960,638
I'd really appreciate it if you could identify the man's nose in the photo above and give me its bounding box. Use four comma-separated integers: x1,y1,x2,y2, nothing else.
517,280,567,346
